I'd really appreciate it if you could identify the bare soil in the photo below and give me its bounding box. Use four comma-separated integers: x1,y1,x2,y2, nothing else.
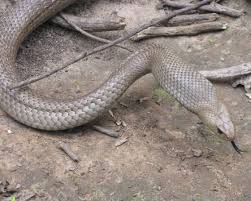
0,0,251,201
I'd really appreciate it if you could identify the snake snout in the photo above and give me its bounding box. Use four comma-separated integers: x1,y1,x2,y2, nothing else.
215,102,235,141
216,125,235,141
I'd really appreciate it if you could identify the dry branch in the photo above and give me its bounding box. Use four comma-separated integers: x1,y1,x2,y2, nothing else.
131,21,227,41
92,125,120,138
232,75,251,92
162,13,220,26
51,13,126,32
10,0,213,89
159,0,243,18
60,14,132,52
57,141,79,162
199,63,251,82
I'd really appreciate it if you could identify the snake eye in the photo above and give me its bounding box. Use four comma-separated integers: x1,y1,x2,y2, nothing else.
217,128,223,134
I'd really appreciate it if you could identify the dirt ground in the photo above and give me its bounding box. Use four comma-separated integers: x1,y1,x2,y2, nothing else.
0,0,251,201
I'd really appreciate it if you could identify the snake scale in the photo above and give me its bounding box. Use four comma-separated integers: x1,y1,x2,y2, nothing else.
0,0,236,142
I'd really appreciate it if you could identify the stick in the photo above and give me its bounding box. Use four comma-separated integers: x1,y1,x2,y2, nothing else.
131,21,227,41
92,125,120,138
199,63,251,82
57,141,79,162
162,13,220,26
159,0,243,18
51,13,126,32
10,0,213,90
60,14,132,52
115,137,128,147
232,74,251,92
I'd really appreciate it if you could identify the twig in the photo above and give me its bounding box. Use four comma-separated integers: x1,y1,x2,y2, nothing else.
115,137,128,147
10,0,213,90
232,75,251,92
60,14,132,52
51,13,126,32
131,21,227,41
162,13,220,26
200,63,251,92
119,101,128,108
159,0,243,18
199,63,251,82
92,125,120,138
57,141,79,162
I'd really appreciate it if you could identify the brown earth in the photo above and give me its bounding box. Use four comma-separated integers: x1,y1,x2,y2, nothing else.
0,0,251,201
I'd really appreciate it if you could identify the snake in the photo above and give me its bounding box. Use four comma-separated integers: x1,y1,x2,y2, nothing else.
0,0,240,150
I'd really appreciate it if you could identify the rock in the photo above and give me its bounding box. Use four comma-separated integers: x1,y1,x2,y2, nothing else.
7,129,14,134
192,148,203,157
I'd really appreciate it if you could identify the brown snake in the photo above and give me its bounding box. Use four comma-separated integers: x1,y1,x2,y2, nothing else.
0,0,239,149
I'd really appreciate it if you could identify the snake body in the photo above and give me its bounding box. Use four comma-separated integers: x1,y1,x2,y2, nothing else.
0,0,235,140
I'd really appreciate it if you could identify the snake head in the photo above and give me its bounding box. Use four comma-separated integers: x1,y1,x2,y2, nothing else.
214,102,235,140
199,102,235,141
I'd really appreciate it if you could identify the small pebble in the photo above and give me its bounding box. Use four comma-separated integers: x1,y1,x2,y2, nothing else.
245,93,251,99
192,149,203,157
121,121,127,127
115,120,122,126
187,47,192,53
231,101,238,106
16,184,21,189
157,186,162,191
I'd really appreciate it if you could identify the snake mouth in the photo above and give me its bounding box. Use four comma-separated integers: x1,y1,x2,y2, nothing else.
216,123,235,141
216,126,244,154
218,128,243,154
217,128,224,135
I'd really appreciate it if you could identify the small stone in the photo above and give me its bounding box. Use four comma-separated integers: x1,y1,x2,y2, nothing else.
192,149,203,157
7,130,13,134
165,129,185,139
220,57,225,61
231,101,238,106
121,121,127,127
115,120,122,126
245,93,251,99
226,39,232,45
187,47,192,53
222,49,230,55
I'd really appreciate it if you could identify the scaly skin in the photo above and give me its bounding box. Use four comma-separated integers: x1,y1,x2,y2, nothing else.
0,0,235,141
